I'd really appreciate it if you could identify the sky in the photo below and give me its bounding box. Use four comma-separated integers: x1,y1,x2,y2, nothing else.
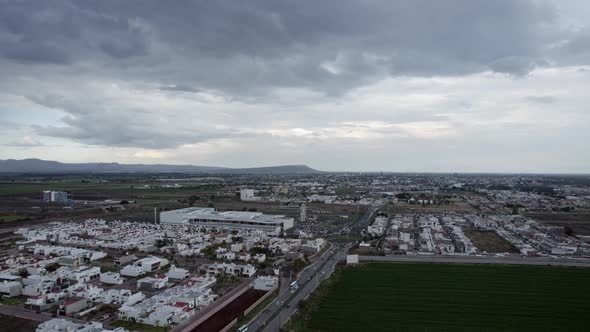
0,0,589,173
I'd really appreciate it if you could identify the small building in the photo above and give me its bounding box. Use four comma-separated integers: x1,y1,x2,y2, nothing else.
166,266,190,280
0,281,22,297
58,266,101,284
42,191,68,203
137,276,168,291
346,255,359,265
253,253,266,263
252,276,278,291
121,265,144,277
114,255,138,266
58,297,92,316
58,256,82,267
135,256,168,272
100,272,125,285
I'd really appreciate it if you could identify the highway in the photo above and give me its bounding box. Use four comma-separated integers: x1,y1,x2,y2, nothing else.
244,205,378,331
359,254,590,267
262,243,350,332
245,243,350,332
350,205,380,234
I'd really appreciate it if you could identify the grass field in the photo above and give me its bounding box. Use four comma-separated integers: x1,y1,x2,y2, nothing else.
463,228,518,253
0,296,26,305
0,214,26,223
298,263,590,332
0,182,221,196
111,320,168,332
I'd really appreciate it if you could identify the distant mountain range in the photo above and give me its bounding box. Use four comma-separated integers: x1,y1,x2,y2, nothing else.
0,159,322,175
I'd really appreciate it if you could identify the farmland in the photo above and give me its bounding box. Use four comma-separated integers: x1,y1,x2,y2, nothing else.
297,263,590,331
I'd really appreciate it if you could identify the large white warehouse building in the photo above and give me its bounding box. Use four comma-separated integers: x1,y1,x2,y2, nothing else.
160,207,294,235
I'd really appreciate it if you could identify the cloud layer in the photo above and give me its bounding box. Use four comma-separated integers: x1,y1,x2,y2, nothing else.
0,0,589,172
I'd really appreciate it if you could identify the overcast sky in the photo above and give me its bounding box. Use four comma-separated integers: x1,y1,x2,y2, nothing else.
1,0,589,173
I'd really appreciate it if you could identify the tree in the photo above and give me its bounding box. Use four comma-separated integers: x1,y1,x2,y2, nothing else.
18,269,30,278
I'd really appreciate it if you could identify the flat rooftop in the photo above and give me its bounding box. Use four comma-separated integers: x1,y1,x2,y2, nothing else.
162,207,291,224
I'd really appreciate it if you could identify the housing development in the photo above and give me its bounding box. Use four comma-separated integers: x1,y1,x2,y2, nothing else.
1,171,590,331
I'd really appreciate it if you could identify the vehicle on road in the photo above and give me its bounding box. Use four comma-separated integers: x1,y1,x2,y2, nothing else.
289,281,299,290
238,324,248,332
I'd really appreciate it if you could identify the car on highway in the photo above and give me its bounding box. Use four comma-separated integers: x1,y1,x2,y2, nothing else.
238,324,248,332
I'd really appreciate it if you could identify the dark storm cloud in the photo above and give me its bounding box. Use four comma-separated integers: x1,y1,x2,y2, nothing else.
2,0,588,153
0,1,151,64
0,0,573,92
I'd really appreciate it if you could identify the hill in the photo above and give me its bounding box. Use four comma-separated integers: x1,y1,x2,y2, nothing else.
0,159,322,175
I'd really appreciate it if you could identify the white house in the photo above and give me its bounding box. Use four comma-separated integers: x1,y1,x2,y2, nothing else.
346,255,359,265
121,265,144,277
253,253,266,263
135,256,169,272
100,272,125,285
0,281,22,297
205,263,256,277
166,266,190,280
101,289,145,306
252,276,278,291
137,276,168,291
238,252,251,262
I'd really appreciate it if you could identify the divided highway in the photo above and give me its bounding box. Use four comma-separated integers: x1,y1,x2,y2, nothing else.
246,243,351,332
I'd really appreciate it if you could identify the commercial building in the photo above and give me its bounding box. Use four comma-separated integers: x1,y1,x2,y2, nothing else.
240,189,260,201
300,203,307,222
42,190,68,203
160,207,294,235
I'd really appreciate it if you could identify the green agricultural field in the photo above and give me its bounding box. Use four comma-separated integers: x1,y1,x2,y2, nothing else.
299,263,590,332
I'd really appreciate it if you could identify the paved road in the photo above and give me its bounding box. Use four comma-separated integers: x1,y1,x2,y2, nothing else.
0,304,53,323
248,241,341,331
350,205,380,234
248,243,351,332
359,254,590,267
245,206,379,331
0,303,88,324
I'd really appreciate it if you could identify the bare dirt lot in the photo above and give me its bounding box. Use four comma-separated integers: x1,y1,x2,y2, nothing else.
464,228,519,253
193,289,265,332
527,211,590,236
0,313,39,332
